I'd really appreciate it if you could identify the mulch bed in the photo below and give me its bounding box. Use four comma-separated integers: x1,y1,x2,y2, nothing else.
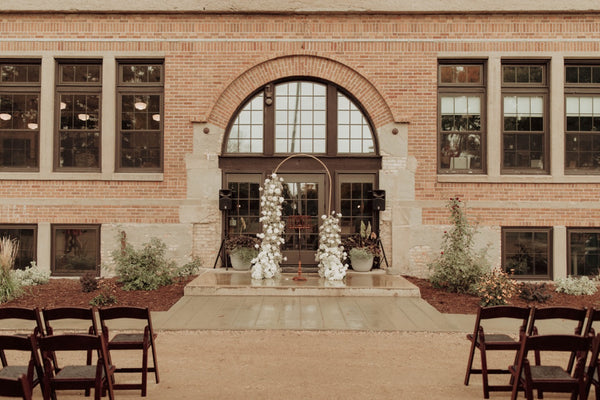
0,276,195,311
404,275,600,314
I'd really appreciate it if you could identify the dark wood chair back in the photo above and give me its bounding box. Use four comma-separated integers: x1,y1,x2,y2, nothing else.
37,333,114,400
0,307,44,337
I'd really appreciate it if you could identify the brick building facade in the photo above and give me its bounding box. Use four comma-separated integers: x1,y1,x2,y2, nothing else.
1,1,600,280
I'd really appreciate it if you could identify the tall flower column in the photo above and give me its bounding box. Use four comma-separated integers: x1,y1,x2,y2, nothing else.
317,211,348,281
251,173,286,280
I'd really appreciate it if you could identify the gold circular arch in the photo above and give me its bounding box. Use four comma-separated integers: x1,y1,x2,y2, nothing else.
273,153,333,215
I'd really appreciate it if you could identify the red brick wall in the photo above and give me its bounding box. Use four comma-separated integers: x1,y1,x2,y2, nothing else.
1,12,600,225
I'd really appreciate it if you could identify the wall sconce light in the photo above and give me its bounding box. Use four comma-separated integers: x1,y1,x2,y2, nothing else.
27,123,38,130
152,114,160,122
77,113,90,121
60,102,67,110
0,113,12,121
134,101,147,110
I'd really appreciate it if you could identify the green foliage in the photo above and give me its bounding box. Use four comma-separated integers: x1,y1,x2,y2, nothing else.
112,236,176,291
0,237,21,303
476,267,519,307
175,257,203,277
89,289,117,307
428,197,487,294
229,247,258,265
555,276,598,296
79,272,99,293
349,247,374,261
225,235,260,252
518,282,552,303
0,269,21,303
342,221,380,256
13,261,50,286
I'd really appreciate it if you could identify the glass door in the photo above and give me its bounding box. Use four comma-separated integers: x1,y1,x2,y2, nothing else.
279,174,325,268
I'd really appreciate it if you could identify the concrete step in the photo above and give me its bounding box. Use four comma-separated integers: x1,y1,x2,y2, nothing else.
184,269,421,297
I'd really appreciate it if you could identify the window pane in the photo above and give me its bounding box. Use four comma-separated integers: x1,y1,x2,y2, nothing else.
569,230,600,276
0,226,36,270
0,75,40,169
53,226,99,276
337,92,375,154
503,228,550,277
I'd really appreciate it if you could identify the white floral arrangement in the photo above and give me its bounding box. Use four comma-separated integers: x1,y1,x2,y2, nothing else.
317,211,348,281
251,173,286,280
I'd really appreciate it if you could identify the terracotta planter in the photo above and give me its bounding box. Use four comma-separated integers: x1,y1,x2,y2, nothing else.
351,254,374,272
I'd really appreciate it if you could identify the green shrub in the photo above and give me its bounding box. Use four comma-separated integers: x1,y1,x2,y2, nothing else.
89,290,117,307
176,257,203,277
519,282,552,303
428,197,487,294
112,236,176,291
476,267,519,307
555,276,598,296
79,272,99,293
13,261,50,286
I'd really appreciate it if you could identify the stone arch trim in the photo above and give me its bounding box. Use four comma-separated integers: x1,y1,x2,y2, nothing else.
206,54,396,129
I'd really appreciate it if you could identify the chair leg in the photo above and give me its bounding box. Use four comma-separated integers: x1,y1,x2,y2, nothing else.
151,342,159,383
480,348,491,399
464,338,477,386
142,347,148,397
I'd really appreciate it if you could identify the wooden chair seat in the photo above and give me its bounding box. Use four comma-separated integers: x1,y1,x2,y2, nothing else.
0,365,38,381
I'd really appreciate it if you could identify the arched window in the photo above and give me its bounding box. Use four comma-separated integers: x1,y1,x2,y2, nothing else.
225,80,376,156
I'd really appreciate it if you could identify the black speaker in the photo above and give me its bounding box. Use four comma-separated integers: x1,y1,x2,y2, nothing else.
371,190,386,211
219,189,233,211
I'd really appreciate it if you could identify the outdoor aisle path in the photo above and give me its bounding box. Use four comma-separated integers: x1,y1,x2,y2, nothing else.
152,295,474,332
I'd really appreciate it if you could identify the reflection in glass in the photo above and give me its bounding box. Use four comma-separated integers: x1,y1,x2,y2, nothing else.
569,231,600,276
504,229,549,276
281,182,319,251
227,93,264,153
54,227,99,275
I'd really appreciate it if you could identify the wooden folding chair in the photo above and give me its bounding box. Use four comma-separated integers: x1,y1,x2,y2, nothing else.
98,306,159,396
527,306,588,374
42,307,99,369
38,334,115,400
0,374,34,400
0,335,43,399
509,334,593,400
0,307,44,367
464,305,531,399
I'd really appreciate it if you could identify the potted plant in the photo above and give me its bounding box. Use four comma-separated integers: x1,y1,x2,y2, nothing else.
343,221,380,272
225,234,260,271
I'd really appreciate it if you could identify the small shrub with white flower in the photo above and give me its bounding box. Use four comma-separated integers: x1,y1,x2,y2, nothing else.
251,173,286,280
317,211,348,281
555,276,598,296
476,267,519,307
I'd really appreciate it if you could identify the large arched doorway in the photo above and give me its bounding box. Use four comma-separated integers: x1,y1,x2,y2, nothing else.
220,79,382,270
